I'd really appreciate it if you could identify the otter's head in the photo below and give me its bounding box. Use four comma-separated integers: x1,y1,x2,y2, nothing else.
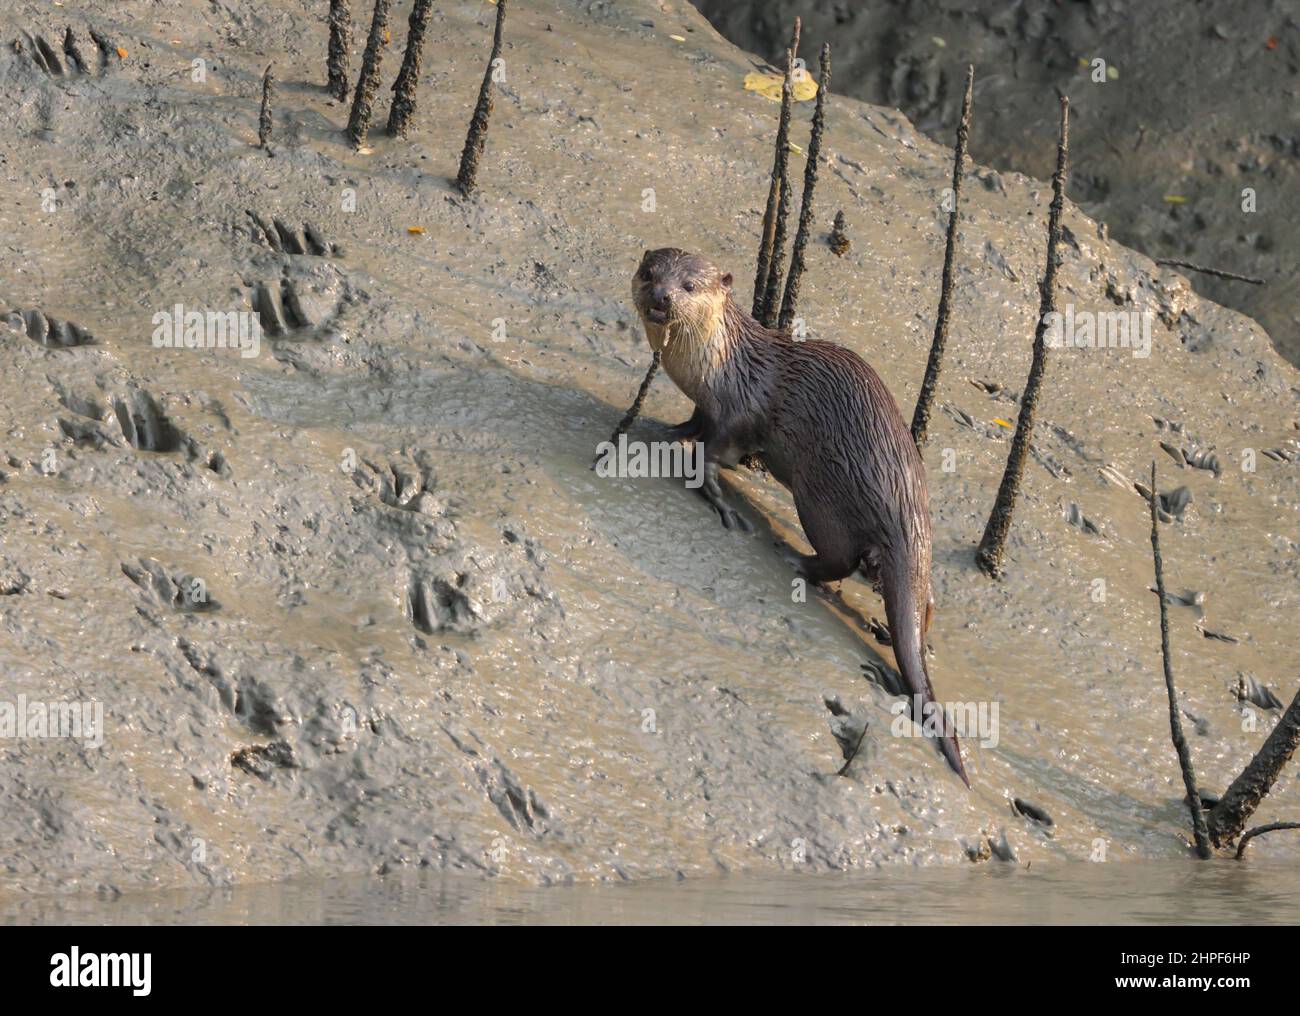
631,248,732,351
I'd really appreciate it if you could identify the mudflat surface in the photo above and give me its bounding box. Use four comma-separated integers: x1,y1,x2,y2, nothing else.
699,0,1300,366
0,0,1296,900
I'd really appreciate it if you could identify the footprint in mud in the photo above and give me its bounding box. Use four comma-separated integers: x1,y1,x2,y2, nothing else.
54,386,229,474
1012,798,1054,828
121,557,220,613
179,643,285,735
942,401,1071,477
477,757,550,834
406,572,480,635
1134,480,1192,523
11,27,116,77
0,306,96,348
1159,440,1222,476
113,390,185,453
439,722,553,836
1235,673,1283,711
823,694,870,771
1148,585,1205,618
1062,500,1101,536
351,453,441,513
859,659,905,698
245,211,341,258
1196,623,1239,644
230,740,296,781
248,263,355,342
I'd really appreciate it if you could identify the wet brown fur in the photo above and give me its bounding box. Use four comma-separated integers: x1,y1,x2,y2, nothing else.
632,247,968,786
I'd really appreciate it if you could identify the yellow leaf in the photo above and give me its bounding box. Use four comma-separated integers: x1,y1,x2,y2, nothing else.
743,71,818,103
407,227,425,235
669,35,686,42
788,141,804,156
116,47,128,59
993,418,1013,428
1163,195,1188,204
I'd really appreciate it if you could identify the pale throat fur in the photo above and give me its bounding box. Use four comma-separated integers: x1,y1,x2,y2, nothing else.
651,297,761,411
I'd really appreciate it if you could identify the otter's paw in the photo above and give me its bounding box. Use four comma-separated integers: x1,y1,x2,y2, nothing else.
713,502,753,533
698,468,752,533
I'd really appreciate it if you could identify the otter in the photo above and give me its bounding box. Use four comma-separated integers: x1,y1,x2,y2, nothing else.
631,247,968,786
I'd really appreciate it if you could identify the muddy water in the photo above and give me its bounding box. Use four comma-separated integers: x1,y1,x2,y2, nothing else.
6,863,1300,925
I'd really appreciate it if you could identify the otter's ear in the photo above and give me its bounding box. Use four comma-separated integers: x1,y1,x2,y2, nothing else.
641,249,652,263
721,273,733,290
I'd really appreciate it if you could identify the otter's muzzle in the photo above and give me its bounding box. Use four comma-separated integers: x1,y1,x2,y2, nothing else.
646,286,672,324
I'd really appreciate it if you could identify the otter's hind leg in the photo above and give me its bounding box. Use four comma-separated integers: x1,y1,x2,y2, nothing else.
789,485,860,584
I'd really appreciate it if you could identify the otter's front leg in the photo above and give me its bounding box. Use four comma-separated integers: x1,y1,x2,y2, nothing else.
698,461,753,532
664,406,705,442
692,421,754,532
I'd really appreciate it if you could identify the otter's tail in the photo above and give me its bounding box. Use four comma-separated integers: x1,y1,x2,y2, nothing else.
880,560,970,787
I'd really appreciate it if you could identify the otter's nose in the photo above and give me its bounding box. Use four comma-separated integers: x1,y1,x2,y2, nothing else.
650,285,671,311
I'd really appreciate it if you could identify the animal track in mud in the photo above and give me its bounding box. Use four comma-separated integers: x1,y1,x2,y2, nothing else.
246,212,340,258
1062,501,1101,536
231,740,297,780
177,638,286,736
122,557,219,613
476,758,550,834
1134,481,1192,523
11,27,115,77
441,725,551,835
407,573,480,635
0,306,96,348
351,454,443,513
248,270,353,340
112,390,184,453
55,387,229,474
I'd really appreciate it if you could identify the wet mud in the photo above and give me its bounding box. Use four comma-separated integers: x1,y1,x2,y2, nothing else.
0,0,1296,899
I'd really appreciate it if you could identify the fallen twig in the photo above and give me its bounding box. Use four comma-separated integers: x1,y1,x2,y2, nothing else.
1156,258,1265,286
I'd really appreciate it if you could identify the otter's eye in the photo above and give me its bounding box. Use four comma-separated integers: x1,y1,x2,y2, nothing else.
683,281,695,293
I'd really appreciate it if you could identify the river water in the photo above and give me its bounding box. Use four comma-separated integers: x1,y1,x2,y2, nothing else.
4,862,1298,925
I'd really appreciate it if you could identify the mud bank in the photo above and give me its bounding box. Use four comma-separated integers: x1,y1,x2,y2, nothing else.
0,0,1296,897
698,0,1300,367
